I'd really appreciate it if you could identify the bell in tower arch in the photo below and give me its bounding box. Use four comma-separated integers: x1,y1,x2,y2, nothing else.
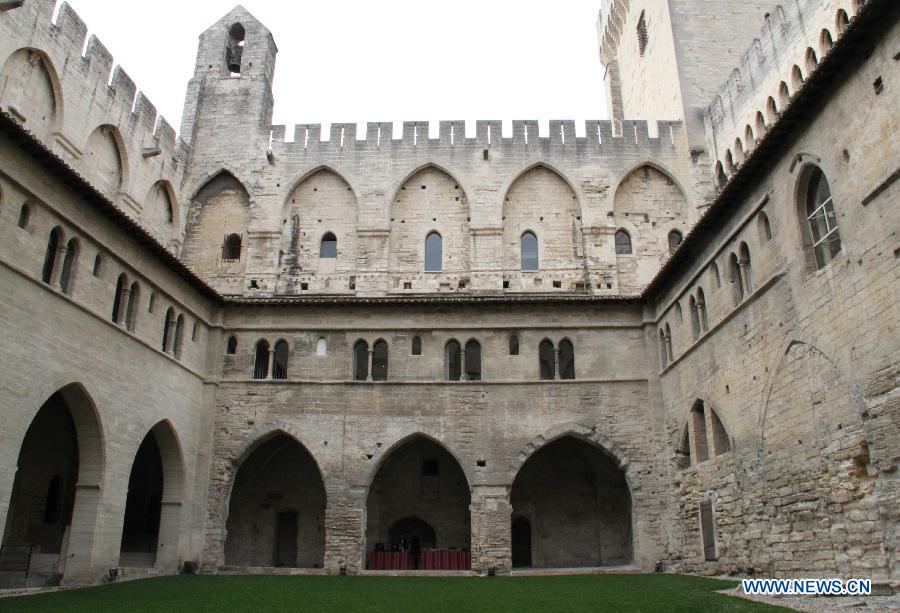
226,23,246,74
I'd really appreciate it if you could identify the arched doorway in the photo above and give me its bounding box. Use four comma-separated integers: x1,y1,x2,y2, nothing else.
510,436,632,568
511,516,533,568
118,422,184,569
1,385,103,586
365,436,471,570
224,433,326,568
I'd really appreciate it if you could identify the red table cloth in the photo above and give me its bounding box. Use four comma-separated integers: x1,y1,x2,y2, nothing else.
419,549,471,571
366,551,412,570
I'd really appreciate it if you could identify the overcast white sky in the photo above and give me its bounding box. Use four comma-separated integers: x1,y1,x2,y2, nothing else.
55,0,608,139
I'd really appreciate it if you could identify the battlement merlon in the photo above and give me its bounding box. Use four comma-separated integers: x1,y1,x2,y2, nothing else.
269,120,684,152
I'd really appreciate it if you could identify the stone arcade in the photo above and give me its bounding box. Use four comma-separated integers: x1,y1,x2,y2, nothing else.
0,0,897,587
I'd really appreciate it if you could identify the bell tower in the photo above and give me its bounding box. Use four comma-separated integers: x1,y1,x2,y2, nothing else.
179,5,277,165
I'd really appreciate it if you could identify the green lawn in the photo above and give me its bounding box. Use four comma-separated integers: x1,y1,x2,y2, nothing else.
1,574,789,612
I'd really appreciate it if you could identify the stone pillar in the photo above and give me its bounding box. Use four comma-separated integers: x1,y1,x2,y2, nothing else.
553,348,561,380
117,288,131,326
460,349,467,380
50,244,68,289
165,315,178,354
697,301,707,333
470,485,513,574
266,349,275,380
156,500,183,572
367,350,374,381
61,483,103,585
665,333,673,362
323,487,365,574
739,261,751,295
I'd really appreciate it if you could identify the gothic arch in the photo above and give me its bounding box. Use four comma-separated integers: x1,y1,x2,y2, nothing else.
281,164,361,214
498,160,583,218
0,47,63,134
362,432,473,491
84,124,128,196
186,167,253,204
388,162,472,216
609,159,691,208
509,424,635,494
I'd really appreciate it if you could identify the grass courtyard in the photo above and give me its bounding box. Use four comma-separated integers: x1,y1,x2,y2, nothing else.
0,574,789,612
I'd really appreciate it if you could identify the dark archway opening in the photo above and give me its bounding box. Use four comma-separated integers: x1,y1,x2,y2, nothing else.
1,393,79,586
510,437,632,568
119,433,163,567
225,434,326,568
366,437,471,570
511,516,533,568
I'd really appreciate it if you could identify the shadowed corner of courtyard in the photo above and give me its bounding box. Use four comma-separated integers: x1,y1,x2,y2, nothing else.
0,574,792,613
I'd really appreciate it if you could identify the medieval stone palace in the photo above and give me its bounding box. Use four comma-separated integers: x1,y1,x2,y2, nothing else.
0,0,897,587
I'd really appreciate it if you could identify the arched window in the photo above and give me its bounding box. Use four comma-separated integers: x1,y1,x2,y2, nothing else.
558,339,575,380
615,229,633,255
320,232,337,258
174,314,185,358
755,112,767,139
690,296,700,341
710,408,732,455
445,340,462,381
766,96,778,125
778,82,791,109
697,288,708,332
658,328,668,369
675,301,684,325
539,340,555,380
820,29,834,56
710,262,721,289
353,340,369,381
222,233,242,262
253,340,270,379
411,336,422,356
677,425,691,468
758,212,772,242
464,340,481,381
509,334,520,356
836,9,849,35
668,230,683,256
740,242,753,294
802,166,842,269
714,162,727,191
372,340,389,381
226,23,246,74
692,400,710,462
664,323,673,362
805,48,818,75
226,336,238,355
93,254,104,277
520,231,539,271
162,307,175,352
425,232,442,272
112,273,127,323
59,239,79,294
729,253,744,305
42,227,62,284
272,340,289,380
791,65,804,92
148,292,157,314
191,322,199,342
316,337,327,356
125,282,140,331
17,203,30,229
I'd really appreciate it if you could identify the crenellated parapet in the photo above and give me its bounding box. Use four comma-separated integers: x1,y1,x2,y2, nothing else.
0,0,188,251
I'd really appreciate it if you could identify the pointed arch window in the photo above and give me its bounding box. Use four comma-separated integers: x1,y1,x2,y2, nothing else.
464,340,482,381
729,253,744,305
658,328,668,369
17,203,30,230
42,227,62,284
425,232,442,272
226,336,238,355
697,288,708,333
445,340,462,381
112,273,128,323
539,340,555,380
615,229,633,255
353,340,369,381
173,314,186,358
60,239,79,295
272,340,289,380
803,167,842,269
316,337,327,356
253,340,270,379
320,232,337,258
690,296,701,341
558,339,575,380
162,307,175,352
520,231,539,271
411,336,422,356
667,230,683,256
226,23,246,74
509,334,520,356
372,340,389,381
